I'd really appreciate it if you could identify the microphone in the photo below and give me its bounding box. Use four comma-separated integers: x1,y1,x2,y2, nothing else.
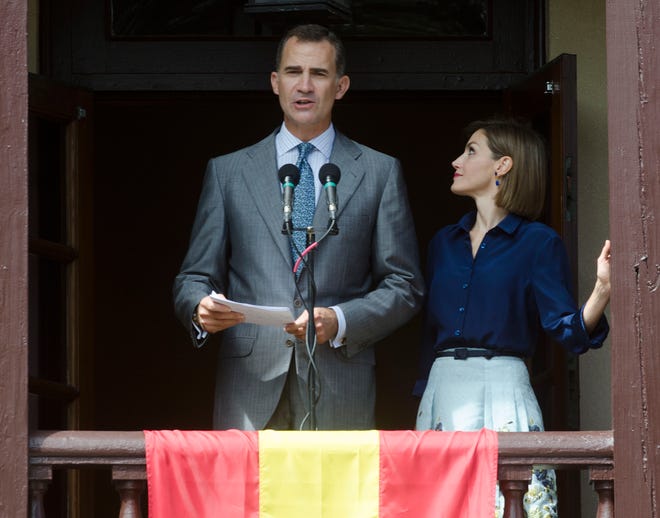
278,164,300,234
318,163,341,232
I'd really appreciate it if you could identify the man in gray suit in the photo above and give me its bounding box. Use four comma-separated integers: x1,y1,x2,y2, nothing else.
173,24,424,431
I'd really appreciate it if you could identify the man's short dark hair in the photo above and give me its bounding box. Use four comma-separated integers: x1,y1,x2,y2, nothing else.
275,24,346,77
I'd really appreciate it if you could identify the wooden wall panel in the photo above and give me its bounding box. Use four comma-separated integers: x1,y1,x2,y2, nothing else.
0,1,29,515
607,0,660,516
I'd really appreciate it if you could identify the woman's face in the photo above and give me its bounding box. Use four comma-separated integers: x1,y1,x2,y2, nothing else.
450,129,500,198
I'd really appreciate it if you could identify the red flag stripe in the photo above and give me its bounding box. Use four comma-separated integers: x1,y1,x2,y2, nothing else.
379,429,498,517
145,430,259,517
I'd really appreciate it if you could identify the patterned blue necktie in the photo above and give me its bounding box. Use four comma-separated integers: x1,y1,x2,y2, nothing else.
291,142,316,269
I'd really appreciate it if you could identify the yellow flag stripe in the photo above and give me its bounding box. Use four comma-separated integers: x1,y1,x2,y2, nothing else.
259,430,380,518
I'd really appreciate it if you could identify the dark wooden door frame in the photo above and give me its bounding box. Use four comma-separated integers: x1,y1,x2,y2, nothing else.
0,1,29,516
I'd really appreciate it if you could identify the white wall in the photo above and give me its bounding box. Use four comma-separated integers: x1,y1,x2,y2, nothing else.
547,0,611,514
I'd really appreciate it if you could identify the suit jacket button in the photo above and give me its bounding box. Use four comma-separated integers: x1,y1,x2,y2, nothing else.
285,339,295,347
293,298,303,308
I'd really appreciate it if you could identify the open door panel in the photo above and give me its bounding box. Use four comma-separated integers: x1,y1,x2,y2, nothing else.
29,73,95,518
505,54,580,518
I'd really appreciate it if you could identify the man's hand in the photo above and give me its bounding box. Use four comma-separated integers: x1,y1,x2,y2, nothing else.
195,294,245,333
284,307,338,344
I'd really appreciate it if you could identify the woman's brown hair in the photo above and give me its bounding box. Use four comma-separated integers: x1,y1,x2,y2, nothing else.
466,118,547,220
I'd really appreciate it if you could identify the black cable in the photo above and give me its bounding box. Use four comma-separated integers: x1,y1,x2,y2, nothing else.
286,224,338,430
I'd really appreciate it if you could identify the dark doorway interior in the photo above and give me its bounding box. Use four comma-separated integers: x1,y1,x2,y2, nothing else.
88,89,501,517
91,90,501,434
33,2,566,515
37,80,583,516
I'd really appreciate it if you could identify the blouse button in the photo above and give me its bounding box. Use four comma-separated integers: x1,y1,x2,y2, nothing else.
454,330,461,336
459,307,465,312
462,283,469,289
480,243,486,249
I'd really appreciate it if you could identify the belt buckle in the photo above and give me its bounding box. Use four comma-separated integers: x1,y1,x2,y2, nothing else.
454,348,469,360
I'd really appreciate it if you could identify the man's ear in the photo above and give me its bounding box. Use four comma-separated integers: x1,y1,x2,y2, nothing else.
335,75,350,100
270,71,279,95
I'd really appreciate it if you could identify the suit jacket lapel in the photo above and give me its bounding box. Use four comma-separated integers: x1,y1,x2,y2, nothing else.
241,131,293,267
325,132,364,223
238,130,365,270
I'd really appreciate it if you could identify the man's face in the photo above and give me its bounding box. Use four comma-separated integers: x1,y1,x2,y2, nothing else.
271,37,350,141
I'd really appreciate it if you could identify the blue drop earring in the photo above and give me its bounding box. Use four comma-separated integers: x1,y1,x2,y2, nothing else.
494,172,500,186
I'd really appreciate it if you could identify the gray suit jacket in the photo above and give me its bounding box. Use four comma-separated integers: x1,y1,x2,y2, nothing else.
173,129,424,430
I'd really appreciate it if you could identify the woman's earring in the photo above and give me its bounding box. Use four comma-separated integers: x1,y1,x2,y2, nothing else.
494,172,500,186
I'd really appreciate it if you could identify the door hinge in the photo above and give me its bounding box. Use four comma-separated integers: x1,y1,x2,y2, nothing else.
545,81,560,95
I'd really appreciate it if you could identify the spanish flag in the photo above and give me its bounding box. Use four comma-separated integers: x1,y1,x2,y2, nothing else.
145,429,497,517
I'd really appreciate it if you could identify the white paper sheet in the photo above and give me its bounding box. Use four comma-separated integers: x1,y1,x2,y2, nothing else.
210,291,295,327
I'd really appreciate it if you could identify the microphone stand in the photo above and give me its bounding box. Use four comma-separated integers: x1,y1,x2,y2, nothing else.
281,163,342,430
304,226,318,431
290,219,338,431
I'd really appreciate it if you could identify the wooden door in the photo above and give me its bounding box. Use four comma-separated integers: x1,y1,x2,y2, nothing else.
504,53,581,517
505,52,579,433
28,73,95,518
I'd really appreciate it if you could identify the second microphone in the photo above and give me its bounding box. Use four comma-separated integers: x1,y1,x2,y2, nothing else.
319,163,341,233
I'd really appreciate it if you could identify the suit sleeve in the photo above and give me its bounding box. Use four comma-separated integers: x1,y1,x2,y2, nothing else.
172,159,228,347
337,158,425,357
532,232,609,353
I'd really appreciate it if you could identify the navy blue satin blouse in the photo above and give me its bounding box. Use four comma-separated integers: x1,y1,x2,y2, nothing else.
416,211,609,393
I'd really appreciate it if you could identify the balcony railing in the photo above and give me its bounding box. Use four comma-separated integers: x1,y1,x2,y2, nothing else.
28,430,614,518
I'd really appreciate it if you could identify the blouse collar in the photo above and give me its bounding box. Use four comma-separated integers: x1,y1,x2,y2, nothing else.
457,211,525,235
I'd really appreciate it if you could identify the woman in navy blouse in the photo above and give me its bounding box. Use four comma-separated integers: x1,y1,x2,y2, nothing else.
415,118,611,517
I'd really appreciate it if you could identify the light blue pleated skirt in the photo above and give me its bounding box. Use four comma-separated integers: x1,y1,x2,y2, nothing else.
416,353,558,518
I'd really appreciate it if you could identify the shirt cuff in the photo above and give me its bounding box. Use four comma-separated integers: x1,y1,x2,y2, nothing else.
193,320,208,341
329,305,346,348
579,305,610,348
